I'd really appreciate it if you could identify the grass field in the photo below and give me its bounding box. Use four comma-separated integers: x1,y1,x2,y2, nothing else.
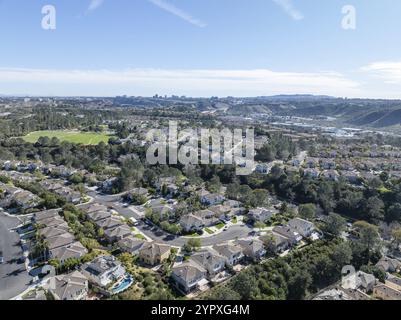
22,130,113,145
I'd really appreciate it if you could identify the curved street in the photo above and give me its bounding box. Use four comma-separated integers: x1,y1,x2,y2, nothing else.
85,191,254,247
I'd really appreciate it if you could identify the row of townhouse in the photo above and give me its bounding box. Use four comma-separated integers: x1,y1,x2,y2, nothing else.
1,160,78,177
171,239,266,294
179,200,244,233
265,218,316,254
0,182,41,211
84,203,132,243
48,254,131,300
0,170,38,183
39,180,82,204
314,257,401,301
33,209,88,264
373,256,401,300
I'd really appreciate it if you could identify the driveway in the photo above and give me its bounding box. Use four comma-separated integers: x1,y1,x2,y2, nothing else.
86,191,254,247
0,212,32,300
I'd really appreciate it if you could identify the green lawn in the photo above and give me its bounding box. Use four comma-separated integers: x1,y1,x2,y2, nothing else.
216,223,225,230
22,130,114,145
204,228,214,234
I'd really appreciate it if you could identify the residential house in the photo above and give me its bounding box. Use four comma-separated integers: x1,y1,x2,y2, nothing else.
255,163,270,174
10,190,40,210
104,224,132,243
321,160,336,170
212,243,244,266
305,158,319,169
86,203,108,214
263,232,291,254
287,218,315,238
321,170,339,181
199,190,225,206
338,170,359,184
373,284,401,300
191,248,226,276
48,271,88,300
385,275,401,292
39,226,70,239
236,238,266,261
3,160,20,171
50,165,76,178
81,255,126,288
208,205,232,221
46,233,76,251
155,176,177,191
33,209,61,223
303,168,319,179
138,242,171,266
223,200,242,208
37,216,69,229
356,271,376,293
180,214,204,233
100,177,117,193
86,210,111,223
49,242,88,265
127,188,149,201
376,257,401,273
95,217,124,231
273,226,302,245
55,187,82,204
171,260,207,294
151,204,174,220
117,236,146,255
248,208,278,223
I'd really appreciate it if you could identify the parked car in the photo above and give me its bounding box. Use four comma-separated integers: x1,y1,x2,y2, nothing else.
128,217,140,226
0,251,4,264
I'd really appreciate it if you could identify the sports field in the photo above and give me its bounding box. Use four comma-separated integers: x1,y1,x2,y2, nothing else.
22,130,113,145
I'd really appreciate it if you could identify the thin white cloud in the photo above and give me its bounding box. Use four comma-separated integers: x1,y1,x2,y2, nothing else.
87,0,104,12
272,0,304,21
0,67,360,97
148,0,207,28
361,60,401,84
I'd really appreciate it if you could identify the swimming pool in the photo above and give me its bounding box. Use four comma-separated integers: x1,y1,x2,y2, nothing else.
111,276,133,295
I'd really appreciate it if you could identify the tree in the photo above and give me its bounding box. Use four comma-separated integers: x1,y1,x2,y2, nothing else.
206,175,222,193
360,265,386,283
69,174,83,184
250,189,269,208
386,203,401,223
231,272,257,300
261,233,277,256
330,242,352,268
391,227,401,251
206,286,241,300
185,238,201,253
323,213,347,237
298,203,316,220
364,196,384,223
287,269,312,300
353,221,382,263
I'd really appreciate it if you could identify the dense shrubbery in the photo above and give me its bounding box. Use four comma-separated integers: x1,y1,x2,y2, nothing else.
204,239,350,300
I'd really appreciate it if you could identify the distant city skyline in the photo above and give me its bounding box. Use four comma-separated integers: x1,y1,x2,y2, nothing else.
1,0,401,98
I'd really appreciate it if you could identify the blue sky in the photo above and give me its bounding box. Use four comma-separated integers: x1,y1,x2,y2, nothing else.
1,0,401,97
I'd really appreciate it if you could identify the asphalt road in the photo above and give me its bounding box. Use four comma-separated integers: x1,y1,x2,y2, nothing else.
86,191,254,247
0,212,32,300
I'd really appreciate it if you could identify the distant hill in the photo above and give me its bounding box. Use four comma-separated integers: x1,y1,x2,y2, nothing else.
221,96,401,128
111,94,401,128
